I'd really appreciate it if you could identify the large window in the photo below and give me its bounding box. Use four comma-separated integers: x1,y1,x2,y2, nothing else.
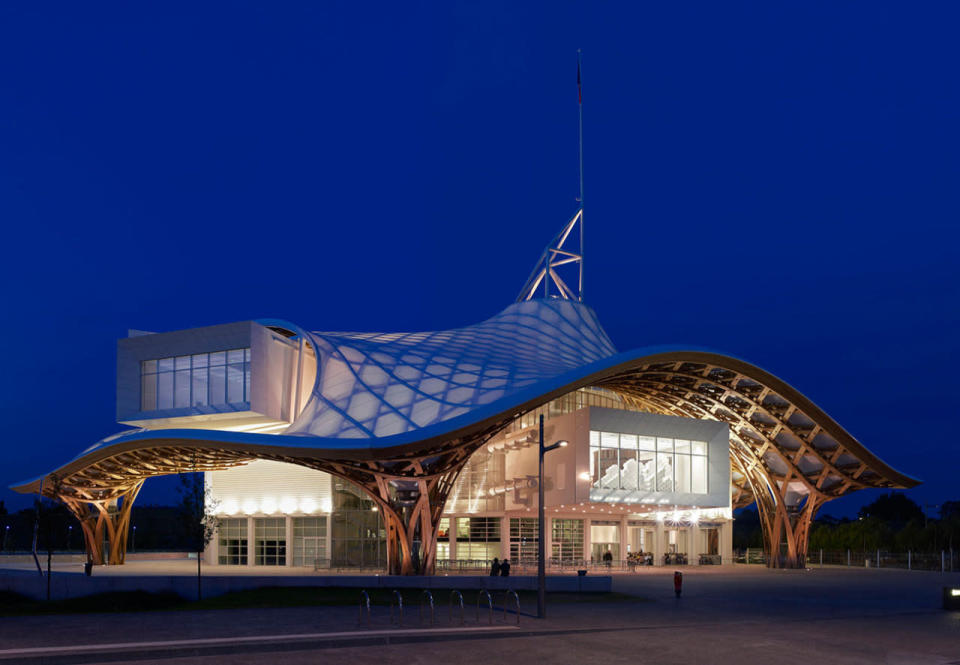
330,483,385,568
218,518,248,565
293,517,327,567
254,517,286,566
436,517,451,561
455,517,501,560
551,518,583,562
590,431,708,495
510,517,538,565
140,349,251,412
446,447,505,513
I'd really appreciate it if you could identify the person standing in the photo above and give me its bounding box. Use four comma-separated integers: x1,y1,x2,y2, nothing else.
500,558,511,577
490,557,501,576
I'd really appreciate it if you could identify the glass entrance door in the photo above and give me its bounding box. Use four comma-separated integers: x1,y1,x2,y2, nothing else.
300,536,321,568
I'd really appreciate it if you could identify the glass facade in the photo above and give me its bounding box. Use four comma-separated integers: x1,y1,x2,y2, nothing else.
436,517,451,561
455,517,501,560
590,520,620,561
551,518,584,562
330,481,385,568
254,517,286,565
507,387,625,433
140,349,251,412
509,517,538,564
217,518,247,565
292,516,327,567
446,447,505,513
590,431,708,494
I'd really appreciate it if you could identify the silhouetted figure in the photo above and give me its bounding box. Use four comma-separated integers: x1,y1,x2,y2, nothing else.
603,550,613,566
500,558,511,577
490,557,501,576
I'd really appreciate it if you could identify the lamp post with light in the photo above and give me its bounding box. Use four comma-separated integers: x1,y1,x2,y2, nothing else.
538,413,568,619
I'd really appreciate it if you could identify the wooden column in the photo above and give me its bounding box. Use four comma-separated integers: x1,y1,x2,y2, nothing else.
60,481,143,566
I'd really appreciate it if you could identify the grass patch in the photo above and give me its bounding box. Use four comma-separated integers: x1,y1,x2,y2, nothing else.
0,587,645,616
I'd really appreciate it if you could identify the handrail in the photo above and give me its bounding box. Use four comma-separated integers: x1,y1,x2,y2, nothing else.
449,590,464,626
476,589,493,624
419,589,435,627
503,589,520,625
358,589,371,626
390,589,403,626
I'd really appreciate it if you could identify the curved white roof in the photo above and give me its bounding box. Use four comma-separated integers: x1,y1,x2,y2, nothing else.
287,299,616,439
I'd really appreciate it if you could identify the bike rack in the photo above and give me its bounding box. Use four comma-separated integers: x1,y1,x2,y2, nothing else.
502,589,520,625
449,590,464,626
419,590,435,627
358,590,371,626
476,589,493,625
390,589,404,626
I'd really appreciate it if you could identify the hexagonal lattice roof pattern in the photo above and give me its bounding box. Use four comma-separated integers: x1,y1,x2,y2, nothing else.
287,299,616,439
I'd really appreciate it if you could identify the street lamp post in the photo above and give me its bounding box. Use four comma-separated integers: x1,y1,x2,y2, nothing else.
132,526,137,553
538,413,568,619
2,525,8,552
68,525,73,552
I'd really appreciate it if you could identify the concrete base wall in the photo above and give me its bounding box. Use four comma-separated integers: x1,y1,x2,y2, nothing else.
0,572,611,601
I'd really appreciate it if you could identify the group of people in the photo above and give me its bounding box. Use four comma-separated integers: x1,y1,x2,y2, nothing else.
627,550,655,566
489,557,511,576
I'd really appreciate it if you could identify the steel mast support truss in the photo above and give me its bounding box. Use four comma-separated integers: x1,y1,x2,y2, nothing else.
517,209,583,303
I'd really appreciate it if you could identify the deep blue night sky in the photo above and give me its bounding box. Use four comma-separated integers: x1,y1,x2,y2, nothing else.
1,3,957,517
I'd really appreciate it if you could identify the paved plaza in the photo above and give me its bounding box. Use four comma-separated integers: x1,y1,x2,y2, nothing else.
0,565,958,664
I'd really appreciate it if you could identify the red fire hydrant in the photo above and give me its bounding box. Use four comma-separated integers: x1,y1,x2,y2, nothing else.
673,571,682,598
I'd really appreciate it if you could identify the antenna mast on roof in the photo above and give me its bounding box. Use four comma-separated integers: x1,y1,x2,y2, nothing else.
577,49,584,301
515,51,586,304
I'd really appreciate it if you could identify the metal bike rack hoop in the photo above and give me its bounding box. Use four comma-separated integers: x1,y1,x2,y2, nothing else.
449,590,464,626
419,589,435,627
390,589,404,626
503,589,520,625
477,589,493,625
358,589,371,627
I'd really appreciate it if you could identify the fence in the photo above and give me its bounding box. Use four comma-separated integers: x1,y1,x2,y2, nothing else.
736,548,958,572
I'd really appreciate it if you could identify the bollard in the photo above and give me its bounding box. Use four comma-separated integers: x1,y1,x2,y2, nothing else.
908,550,912,571
847,549,850,567
674,571,682,598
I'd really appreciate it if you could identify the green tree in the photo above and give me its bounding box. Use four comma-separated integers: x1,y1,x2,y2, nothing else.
858,492,924,528
177,469,219,601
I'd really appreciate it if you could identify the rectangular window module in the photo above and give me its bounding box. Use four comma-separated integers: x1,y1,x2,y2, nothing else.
510,517,539,564
140,348,250,412
454,517,501,560
292,516,327,567
254,517,286,566
217,518,248,565
551,518,584,562
590,431,709,495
